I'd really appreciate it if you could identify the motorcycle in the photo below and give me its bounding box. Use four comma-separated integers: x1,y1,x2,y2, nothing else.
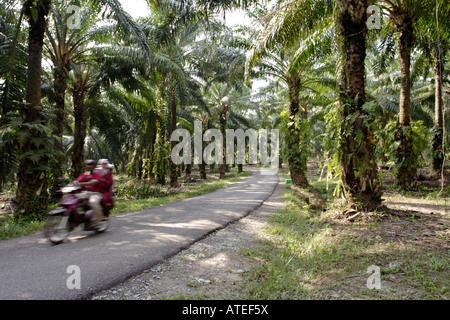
44,184,109,244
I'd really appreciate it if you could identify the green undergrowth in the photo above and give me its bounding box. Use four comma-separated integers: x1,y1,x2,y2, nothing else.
238,178,449,300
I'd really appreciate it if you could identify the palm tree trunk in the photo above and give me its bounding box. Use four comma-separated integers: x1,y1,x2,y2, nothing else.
199,160,207,179
53,68,68,152
198,120,207,179
219,105,228,179
169,92,179,187
432,46,444,173
287,74,309,187
49,66,68,196
155,107,167,185
395,19,417,189
16,0,52,216
337,0,382,210
71,78,89,179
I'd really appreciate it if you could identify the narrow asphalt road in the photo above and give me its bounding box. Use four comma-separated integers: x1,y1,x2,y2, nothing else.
0,168,278,300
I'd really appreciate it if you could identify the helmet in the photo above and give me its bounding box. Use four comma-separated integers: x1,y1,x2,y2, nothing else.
85,159,96,166
98,159,110,165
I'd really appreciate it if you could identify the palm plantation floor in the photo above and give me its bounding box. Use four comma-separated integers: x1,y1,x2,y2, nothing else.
94,163,449,300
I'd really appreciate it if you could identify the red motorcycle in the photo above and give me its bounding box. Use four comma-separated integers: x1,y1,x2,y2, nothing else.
44,184,109,244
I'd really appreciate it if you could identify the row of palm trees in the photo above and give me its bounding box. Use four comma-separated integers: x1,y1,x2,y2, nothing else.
2,0,156,214
245,0,449,210
0,0,449,215
1,0,259,215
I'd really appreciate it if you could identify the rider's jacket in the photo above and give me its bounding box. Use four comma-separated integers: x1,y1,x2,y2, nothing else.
75,170,103,193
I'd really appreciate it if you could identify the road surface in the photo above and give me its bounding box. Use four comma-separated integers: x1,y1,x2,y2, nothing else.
0,168,278,300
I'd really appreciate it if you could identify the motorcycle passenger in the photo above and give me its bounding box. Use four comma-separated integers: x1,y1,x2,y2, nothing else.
73,159,103,226
95,159,114,221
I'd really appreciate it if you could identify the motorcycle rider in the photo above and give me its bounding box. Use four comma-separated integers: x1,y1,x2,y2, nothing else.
95,159,114,221
73,159,103,227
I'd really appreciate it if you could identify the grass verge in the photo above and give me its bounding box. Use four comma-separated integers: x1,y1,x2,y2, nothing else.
238,173,449,300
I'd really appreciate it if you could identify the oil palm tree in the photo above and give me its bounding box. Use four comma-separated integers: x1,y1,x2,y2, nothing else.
414,0,450,173
431,42,447,173
13,0,152,215
68,36,158,179
366,46,436,167
0,2,28,190
245,0,334,189
336,0,382,210
44,3,93,153
14,0,53,215
69,64,95,179
378,0,429,189
43,2,101,193
147,9,200,187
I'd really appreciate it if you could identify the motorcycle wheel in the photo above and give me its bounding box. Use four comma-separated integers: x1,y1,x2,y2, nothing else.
94,220,109,233
44,215,70,244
